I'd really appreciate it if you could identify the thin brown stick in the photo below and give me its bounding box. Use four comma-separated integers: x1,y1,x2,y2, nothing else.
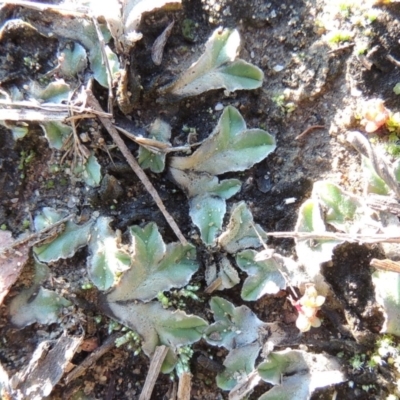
139,345,169,400
85,89,187,245
295,125,325,140
0,100,112,120
115,125,195,154
327,43,354,54
266,231,400,244
370,258,400,273
64,333,121,385
387,54,400,68
177,372,192,400
204,277,222,294
229,370,261,400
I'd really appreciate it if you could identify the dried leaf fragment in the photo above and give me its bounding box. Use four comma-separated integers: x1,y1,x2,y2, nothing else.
0,231,29,306
152,20,174,65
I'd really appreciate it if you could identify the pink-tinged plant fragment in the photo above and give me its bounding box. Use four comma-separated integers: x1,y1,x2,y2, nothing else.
360,98,390,133
289,284,326,332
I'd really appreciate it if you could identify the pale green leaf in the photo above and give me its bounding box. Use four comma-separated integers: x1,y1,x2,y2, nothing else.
189,195,226,245
216,343,260,390
0,121,29,140
59,43,87,77
87,217,131,291
34,219,94,263
204,296,265,350
90,45,120,88
393,159,400,183
82,153,102,187
236,250,287,300
295,199,342,276
33,207,66,231
218,256,240,289
257,349,345,400
138,118,171,173
361,155,390,195
160,28,263,99
40,122,71,150
138,147,166,173
122,0,182,49
38,80,71,103
170,106,276,175
258,374,311,400
313,181,361,232
170,169,241,199
217,201,268,253
9,285,71,327
104,300,208,361
107,223,199,302
372,270,400,336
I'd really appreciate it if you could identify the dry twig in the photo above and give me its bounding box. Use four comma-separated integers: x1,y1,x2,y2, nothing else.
266,230,400,244
0,100,111,121
370,258,400,273
115,124,195,154
295,125,325,140
85,89,188,245
139,345,169,400
0,214,73,255
177,372,192,400
64,332,122,385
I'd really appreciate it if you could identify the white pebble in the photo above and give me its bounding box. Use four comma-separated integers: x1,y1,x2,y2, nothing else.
214,102,224,111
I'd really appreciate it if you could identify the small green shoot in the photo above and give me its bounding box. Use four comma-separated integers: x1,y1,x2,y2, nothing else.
115,329,141,354
327,30,353,45
175,346,194,377
349,354,366,371
386,112,400,134
393,83,400,95
18,150,35,169
108,319,122,334
181,19,197,42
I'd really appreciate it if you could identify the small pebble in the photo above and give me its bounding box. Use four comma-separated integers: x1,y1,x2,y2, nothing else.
273,64,285,72
214,102,224,111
